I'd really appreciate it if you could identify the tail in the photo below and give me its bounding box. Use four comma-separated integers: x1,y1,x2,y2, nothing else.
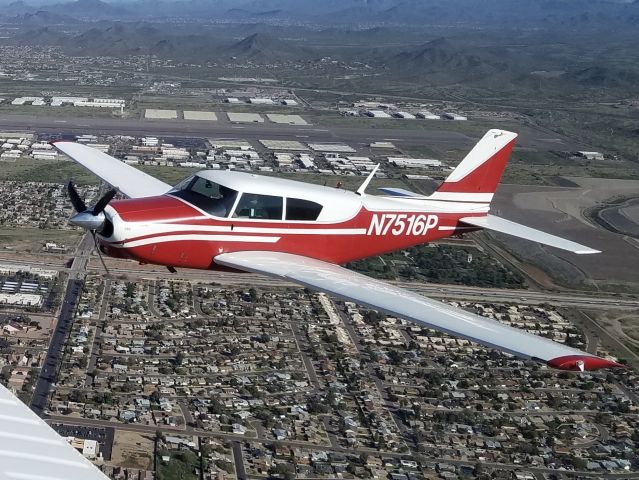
440,130,600,254
430,129,517,203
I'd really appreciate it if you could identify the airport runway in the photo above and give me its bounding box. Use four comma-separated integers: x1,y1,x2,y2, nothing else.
0,112,578,150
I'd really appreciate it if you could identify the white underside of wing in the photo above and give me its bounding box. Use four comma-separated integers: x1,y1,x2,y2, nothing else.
214,251,599,364
460,214,601,254
0,383,109,480
53,142,171,199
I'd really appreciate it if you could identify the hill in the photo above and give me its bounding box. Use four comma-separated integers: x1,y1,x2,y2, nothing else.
384,37,512,83
226,33,311,62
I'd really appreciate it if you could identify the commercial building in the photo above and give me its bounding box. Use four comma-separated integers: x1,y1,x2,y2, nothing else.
0,293,42,307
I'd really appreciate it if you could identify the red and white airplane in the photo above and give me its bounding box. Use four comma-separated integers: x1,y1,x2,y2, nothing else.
0,129,624,480
53,129,620,371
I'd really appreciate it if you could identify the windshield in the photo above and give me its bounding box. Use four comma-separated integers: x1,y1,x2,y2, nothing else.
170,176,238,217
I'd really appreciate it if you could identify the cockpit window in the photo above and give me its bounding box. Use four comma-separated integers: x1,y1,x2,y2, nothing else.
170,176,238,217
232,193,283,220
286,198,323,221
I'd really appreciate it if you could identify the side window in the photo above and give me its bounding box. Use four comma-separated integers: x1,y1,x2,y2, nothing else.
233,193,283,220
286,198,323,221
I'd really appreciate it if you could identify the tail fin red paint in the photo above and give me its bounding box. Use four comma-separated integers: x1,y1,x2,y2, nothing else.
430,129,517,202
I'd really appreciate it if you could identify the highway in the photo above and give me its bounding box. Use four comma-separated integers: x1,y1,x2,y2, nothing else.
84,266,639,311
5,248,636,311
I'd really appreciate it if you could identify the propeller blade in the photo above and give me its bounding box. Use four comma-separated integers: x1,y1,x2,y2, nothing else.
93,188,118,216
90,231,110,277
67,181,87,213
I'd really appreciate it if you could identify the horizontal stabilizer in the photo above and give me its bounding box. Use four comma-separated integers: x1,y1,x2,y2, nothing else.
378,187,427,198
460,214,600,254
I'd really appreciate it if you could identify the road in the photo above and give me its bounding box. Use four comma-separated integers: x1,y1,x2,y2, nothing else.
30,233,93,415
232,442,247,480
8,250,636,310
85,278,111,387
44,415,639,479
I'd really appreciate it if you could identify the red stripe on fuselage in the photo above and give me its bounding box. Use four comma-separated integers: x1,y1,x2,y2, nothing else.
106,195,482,269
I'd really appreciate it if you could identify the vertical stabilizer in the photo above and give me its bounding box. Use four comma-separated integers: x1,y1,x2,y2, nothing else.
429,129,517,203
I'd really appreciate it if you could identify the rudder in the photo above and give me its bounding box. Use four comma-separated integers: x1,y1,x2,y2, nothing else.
430,129,517,202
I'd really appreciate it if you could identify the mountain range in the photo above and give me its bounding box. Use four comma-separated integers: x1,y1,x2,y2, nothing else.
1,0,638,26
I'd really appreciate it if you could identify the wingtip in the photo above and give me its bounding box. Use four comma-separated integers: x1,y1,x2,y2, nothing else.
547,355,626,371
575,249,601,255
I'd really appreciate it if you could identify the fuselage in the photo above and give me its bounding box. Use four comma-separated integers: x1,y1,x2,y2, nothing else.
96,171,488,270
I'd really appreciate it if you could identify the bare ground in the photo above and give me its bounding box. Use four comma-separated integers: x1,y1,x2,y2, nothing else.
110,430,154,470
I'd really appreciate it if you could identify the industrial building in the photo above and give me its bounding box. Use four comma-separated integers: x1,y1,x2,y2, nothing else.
370,141,396,149
309,143,356,153
389,157,443,168
12,97,45,106
249,98,275,105
260,140,307,151
442,112,468,121
366,110,392,119
577,151,605,161
416,111,440,120
393,112,416,119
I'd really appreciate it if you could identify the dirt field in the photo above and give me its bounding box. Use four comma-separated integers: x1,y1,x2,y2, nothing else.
492,178,639,291
0,227,82,254
583,309,639,367
111,430,154,470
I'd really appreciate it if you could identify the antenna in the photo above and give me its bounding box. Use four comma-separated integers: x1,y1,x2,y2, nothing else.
356,164,380,196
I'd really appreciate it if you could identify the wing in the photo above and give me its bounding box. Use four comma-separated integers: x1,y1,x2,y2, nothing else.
215,251,622,371
460,214,600,254
53,142,171,198
0,383,109,480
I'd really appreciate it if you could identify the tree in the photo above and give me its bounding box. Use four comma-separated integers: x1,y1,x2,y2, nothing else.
175,351,185,366
248,288,258,302
150,389,161,404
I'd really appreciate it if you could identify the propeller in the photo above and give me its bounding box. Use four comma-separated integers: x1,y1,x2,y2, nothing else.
67,182,117,276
